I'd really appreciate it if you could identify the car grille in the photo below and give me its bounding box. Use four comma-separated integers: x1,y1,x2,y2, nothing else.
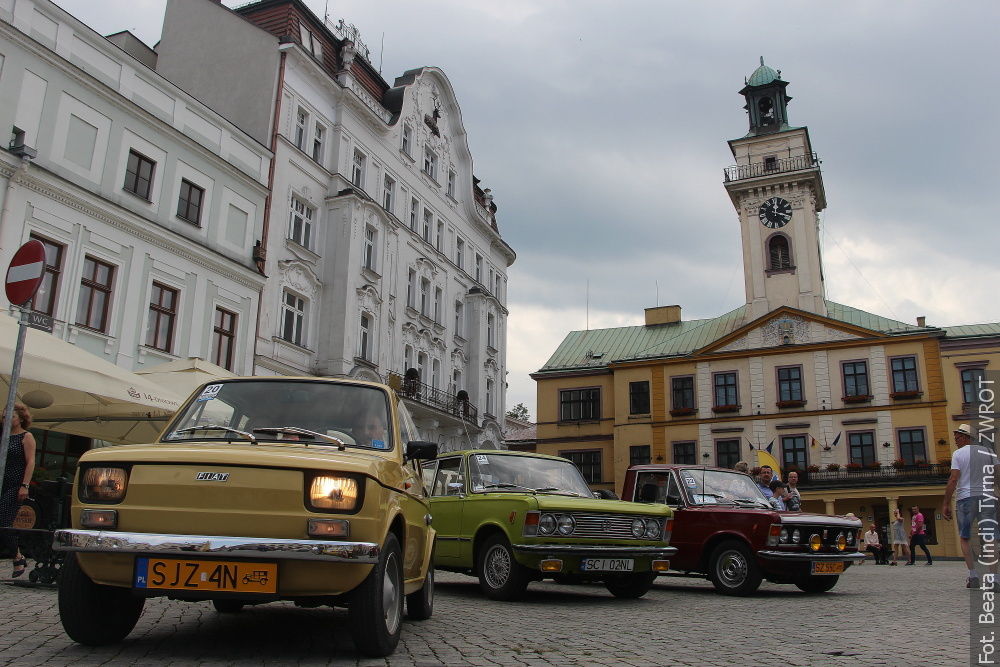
565,513,663,540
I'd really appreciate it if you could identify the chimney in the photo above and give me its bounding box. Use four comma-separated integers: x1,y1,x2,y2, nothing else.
645,305,682,326
916,316,926,327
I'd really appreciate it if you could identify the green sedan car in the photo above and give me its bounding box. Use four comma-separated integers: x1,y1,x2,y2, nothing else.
422,450,676,601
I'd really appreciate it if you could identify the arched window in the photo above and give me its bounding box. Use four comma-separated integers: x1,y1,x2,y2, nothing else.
769,235,791,270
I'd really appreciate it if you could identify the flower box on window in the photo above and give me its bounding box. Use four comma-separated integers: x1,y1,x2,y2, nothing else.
890,390,923,400
775,399,806,409
842,394,872,404
915,459,930,468
891,459,906,469
825,463,841,471
669,407,697,417
845,462,862,470
807,464,821,473
866,461,882,470
712,404,741,414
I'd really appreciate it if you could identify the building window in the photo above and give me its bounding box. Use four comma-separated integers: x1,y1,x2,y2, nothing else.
423,148,437,180
485,379,494,416
289,198,314,249
891,356,920,393
436,221,444,252
407,269,416,308
673,442,696,465
298,20,322,58
352,150,366,189
422,210,432,243
768,235,791,270
294,108,308,151
487,312,496,348
475,254,483,283
629,381,650,415
177,179,204,225
454,301,464,337
716,440,741,469
843,360,870,398
75,256,114,332
898,428,928,465
764,155,777,171
124,149,155,200
777,366,803,402
401,124,412,156
363,227,376,271
404,345,412,372
671,376,695,410
559,388,600,421
28,234,63,316
145,282,178,352
382,175,395,212
563,450,602,483
849,431,876,466
281,291,306,347
212,307,237,371
713,372,738,407
630,445,651,467
456,238,465,269
781,435,808,471
419,278,429,316
433,287,442,323
359,313,372,361
447,169,456,198
312,124,325,163
409,198,419,231
961,368,987,404
431,359,440,391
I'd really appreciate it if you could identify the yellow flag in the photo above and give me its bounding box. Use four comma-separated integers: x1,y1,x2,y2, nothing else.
755,448,782,481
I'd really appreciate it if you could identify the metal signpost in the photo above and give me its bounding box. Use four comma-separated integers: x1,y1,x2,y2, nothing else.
0,239,46,487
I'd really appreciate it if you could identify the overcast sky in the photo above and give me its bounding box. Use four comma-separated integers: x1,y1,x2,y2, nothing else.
55,0,1000,420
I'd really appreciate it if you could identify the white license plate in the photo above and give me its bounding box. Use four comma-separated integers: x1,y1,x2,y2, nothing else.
580,558,634,572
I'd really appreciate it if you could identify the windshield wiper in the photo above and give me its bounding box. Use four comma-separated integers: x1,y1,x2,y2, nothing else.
173,425,257,444
482,482,536,493
534,487,587,497
253,427,348,450
732,497,771,508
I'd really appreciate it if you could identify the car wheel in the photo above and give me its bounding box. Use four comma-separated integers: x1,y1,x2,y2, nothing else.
348,532,403,657
795,575,840,593
58,553,144,645
477,533,530,601
406,562,434,620
708,540,762,596
603,571,657,599
212,599,246,613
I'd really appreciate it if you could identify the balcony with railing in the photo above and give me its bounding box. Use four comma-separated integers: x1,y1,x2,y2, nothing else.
724,153,820,183
790,464,950,490
389,372,479,426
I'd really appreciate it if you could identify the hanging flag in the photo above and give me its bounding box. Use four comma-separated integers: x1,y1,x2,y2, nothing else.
746,438,756,453
765,439,775,454
831,432,842,447
810,436,818,449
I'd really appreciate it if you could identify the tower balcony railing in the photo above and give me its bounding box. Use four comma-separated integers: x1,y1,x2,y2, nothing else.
388,372,479,424
724,152,820,183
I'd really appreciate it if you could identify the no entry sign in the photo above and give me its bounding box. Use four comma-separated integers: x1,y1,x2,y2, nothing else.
5,239,46,306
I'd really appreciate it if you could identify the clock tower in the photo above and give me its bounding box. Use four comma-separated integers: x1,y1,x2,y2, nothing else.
724,59,828,320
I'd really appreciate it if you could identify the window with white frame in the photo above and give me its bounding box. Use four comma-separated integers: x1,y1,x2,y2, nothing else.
409,198,419,231
420,277,430,316
423,148,437,180
475,254,483,283
447,169,456,198
433,287,442,323
488,267,495,294
431,359,440,391
422,209,432,243
383,175,395,212
456,238,465,269
289,197,314,249
312,124,325,163
359,313,372,361
401,124,412,156
487,312,495,348
294,108,308,151
455,301,464,337
417,352,426,379
364,227,376,271
281,290,306,347
352,150,366,189
407,269,416,308
298,20,322,58
436,221,444,252
486,379,494,417
404,345,412,372
453,369,462,394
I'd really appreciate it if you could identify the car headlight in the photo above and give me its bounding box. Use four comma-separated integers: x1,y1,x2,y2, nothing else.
308,475,360,511
557,515,575,536
846,531,855,546
539,514,557,535
779,528,789,544
836,532,846,551
631,518,645,538
80,467,128,503
792,528,801,544
644,519,661,540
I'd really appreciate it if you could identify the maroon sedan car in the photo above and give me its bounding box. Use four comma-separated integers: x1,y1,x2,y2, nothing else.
621,465,863,595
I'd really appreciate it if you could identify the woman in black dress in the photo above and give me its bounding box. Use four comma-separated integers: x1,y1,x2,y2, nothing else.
1,403,36,578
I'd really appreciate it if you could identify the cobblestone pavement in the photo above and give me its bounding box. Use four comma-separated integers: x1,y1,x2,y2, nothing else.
0,559,979,666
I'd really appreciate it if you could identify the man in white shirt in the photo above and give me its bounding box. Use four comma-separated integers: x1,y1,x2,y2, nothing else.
943,424,999,588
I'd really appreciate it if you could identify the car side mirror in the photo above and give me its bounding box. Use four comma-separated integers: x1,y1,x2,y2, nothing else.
405,441,438,463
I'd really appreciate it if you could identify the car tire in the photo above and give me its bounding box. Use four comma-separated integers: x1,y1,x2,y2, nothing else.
477,533,530,601
795,575,840,593
58,553,145,645
212,599,246,613
603,571,657,599
708,540,762,596
406,562,434,620
348,532,403,657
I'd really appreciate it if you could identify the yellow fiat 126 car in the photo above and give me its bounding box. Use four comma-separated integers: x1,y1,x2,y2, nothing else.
54,377,438,657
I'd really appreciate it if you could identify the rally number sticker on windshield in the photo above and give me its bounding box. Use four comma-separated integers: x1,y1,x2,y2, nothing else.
196,384,223,402
476,455,489,465
683,477,698,488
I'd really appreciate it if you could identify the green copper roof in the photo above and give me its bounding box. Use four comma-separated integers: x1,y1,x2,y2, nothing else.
942,323,1000,338
747,58,779,86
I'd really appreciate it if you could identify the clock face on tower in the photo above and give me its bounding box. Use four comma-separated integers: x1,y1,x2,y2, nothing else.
758,197,792,228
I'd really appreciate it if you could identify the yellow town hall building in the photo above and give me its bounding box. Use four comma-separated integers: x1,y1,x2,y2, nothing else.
531,61,1000,559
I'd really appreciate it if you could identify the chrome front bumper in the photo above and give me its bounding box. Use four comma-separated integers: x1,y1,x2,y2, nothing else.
513,544,677,558
757,550,866,563
53,529,380,563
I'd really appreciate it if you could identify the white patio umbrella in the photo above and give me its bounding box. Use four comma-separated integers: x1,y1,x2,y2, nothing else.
0,313,185,444
135,356,236,401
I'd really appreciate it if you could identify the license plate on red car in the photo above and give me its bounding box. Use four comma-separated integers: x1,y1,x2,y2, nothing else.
580,558,634,572
134,557,278,594
811,561,844,574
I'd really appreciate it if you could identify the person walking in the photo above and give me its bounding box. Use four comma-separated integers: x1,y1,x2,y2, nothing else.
0,403,35,578
906,504,933,566
890,507,909,565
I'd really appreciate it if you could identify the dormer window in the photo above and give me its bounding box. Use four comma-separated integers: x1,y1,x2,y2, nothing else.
423,148,438,181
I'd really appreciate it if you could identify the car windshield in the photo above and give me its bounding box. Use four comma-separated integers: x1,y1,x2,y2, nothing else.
163,380,394,451
677,469,771,507
468,453,594,497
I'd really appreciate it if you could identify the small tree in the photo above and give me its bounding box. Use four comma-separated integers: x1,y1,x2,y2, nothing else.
506,403,531,422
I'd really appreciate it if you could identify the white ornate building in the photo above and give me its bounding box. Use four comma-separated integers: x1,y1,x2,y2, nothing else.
155,0,515,450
